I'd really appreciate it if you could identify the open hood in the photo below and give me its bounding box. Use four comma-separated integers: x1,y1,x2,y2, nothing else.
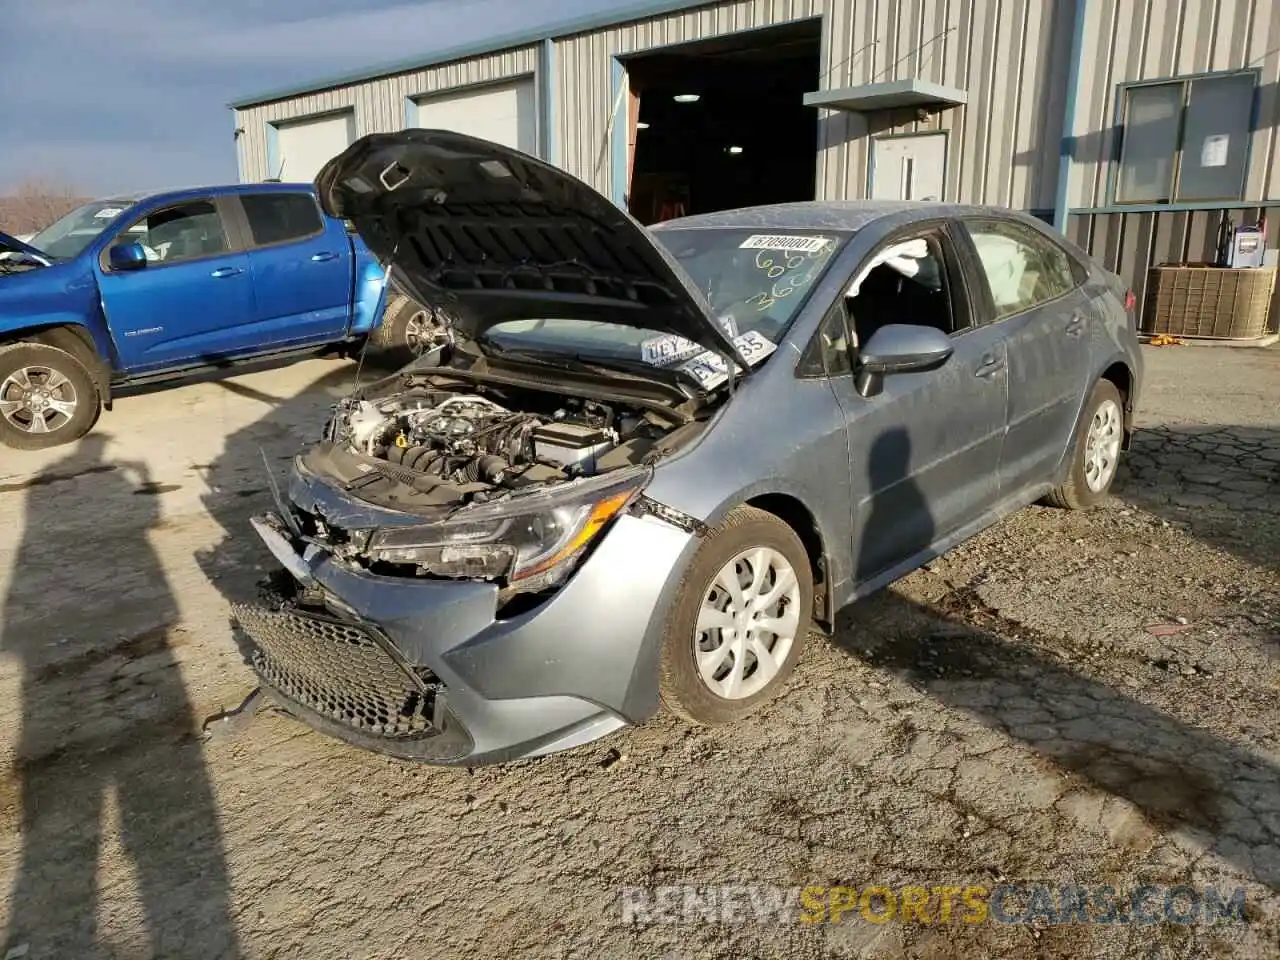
314,129,750,368
0,231,50,264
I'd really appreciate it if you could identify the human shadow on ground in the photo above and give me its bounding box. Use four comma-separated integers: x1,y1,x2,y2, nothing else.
1,434,239,958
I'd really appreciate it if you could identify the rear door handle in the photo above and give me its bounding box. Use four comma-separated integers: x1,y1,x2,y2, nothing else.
210,266,243,278
1065,314,1087,336
311,252,339,262
974,353,1005,379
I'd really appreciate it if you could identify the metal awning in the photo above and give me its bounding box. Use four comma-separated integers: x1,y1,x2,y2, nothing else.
803,79,968,113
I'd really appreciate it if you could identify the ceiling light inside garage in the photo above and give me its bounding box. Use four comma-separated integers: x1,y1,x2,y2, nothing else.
637,122,650,129
673,93,700,103
727,145,744,154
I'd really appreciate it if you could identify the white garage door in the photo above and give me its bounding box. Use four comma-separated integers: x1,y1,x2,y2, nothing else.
273,111,356,182
413,79,537,156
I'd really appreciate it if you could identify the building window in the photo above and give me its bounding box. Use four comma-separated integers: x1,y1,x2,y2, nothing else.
1114,72,1256,205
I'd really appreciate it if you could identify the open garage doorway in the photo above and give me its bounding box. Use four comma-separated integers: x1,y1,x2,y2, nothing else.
622,20,821,224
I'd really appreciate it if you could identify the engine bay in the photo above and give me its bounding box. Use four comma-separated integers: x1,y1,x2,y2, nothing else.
323,383,691,507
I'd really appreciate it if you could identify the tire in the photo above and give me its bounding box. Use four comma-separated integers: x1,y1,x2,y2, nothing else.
0,342,101,450
367,293,451,367
658,506,813,725
1043,378,1125,510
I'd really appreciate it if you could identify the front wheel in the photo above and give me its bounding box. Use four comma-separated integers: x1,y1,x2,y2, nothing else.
0,343,101,450
658,506,813,725
1044,378,1125,510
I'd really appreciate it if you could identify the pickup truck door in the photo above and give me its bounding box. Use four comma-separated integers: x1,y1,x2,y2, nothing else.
231,191,353,345
97,196,256,371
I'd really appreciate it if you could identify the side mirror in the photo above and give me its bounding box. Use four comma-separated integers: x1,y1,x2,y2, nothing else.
855,324,953,398
108,241,148,271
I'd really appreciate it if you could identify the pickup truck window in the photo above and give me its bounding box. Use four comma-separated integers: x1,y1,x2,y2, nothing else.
114,200,230,266
240,192,324,247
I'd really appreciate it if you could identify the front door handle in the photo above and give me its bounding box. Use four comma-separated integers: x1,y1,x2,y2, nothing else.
1065,314,1087,337
311,251,339,262
210,266,243,278
974,353,1005,379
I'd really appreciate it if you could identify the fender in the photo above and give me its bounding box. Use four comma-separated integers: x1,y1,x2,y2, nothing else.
0,263,119,408
347,236,391,337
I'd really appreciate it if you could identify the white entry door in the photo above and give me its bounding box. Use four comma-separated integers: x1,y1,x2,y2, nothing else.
870,133,947,201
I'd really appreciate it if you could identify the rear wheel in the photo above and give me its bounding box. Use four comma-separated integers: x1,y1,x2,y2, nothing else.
0,342,101,450
367,293,452,367
659,506,813,725
1044,378,1125,510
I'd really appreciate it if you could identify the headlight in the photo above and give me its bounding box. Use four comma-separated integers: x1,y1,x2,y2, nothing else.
365,468,648,592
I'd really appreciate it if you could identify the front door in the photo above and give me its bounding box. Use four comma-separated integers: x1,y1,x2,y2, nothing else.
827,225,1008,586
97,196,255,371
870,133,947,202
957,217,1095,492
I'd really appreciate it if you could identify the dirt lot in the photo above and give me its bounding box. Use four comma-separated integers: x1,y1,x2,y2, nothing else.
0,343,1276,960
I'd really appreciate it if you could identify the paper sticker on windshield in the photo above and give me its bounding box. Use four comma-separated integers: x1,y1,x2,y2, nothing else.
94,207,125,220
739,234,831,254
640,334,703,367
675,331,777,389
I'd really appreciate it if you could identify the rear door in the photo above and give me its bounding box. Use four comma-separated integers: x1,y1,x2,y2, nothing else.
956,217,1094,493
232,190,354,346
97,196,255,371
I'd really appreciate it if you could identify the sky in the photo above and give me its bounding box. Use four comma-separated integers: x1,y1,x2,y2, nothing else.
0,0,620,196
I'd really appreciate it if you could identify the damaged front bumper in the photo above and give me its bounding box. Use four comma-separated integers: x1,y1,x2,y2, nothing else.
231,471,699,766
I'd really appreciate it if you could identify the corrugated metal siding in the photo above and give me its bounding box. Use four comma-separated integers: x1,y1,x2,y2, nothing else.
815,0,1074,209
233,46,539,182
1070,0,1280,208
553,0,826,196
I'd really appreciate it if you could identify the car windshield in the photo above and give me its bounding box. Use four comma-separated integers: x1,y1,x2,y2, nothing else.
480,227,849,373
28,199,140,259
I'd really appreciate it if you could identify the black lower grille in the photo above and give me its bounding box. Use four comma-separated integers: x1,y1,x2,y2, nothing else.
231,603,438,739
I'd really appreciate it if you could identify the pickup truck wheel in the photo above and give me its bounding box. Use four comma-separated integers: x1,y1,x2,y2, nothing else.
369,294,451,366
0,343,101,450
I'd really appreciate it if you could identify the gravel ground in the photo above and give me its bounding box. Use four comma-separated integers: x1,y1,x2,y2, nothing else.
0,343,1276,960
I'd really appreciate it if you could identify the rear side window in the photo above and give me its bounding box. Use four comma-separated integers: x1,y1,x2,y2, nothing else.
240,192,324,246
964,219,1079,319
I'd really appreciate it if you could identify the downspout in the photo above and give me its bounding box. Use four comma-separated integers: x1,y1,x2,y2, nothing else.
1053,0,1090,234
539,38,557,164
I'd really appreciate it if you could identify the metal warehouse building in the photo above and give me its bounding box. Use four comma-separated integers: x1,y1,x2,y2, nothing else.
230,0,1280,319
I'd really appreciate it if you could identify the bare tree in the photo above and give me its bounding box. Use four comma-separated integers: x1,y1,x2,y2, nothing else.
0,179,91,236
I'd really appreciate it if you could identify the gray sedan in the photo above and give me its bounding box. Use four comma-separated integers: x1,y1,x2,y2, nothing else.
226,130,1143,766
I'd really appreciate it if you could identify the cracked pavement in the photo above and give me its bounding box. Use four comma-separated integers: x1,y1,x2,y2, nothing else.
0,343,1276,959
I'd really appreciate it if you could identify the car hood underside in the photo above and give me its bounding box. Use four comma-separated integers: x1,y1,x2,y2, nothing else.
313,129,749,368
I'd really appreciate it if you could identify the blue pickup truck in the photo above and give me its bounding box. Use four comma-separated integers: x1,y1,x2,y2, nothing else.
0,182,443,450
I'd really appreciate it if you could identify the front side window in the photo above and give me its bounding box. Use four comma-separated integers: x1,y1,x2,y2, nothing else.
113,200,229,266
965,220,1077,319
1115,72,1255,204
240,192,324,246
843,234,961,348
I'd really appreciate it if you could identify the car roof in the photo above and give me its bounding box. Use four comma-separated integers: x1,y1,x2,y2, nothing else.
649,200,1043,233
87,182,318,207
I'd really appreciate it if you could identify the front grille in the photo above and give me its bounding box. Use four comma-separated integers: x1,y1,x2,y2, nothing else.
231,603,438,739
